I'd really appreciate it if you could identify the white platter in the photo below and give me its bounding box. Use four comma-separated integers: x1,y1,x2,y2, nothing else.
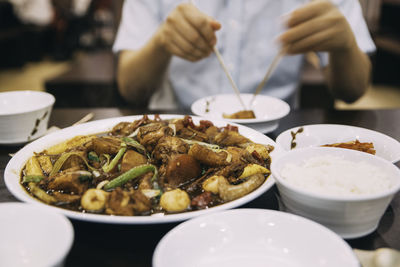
4,115,282,224
153,209,360,267
276,124,400,163
191,94,290,133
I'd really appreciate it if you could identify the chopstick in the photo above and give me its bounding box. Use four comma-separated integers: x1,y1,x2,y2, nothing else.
189,0,247,110
249,48,286,107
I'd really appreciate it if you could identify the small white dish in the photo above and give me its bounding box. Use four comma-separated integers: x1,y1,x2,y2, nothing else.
4,114,282,224
0,90,55,145
153,209,360,267
271,147,400,239
191,94,290,133
0,202,74,267
275,124,400,163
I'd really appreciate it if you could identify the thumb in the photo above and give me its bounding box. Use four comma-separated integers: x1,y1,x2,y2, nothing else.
210,19,221,31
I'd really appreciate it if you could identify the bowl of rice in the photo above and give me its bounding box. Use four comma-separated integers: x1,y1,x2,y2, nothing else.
271,147,400,239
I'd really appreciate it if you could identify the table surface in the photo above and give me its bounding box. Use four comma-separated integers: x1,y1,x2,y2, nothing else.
1,108,399,267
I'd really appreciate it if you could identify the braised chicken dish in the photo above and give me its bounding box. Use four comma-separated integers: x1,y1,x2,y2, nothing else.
223,110,256,119
20,115,273,216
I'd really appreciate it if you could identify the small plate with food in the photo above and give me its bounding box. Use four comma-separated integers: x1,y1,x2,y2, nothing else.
275,124,400,163
191,94,290,133
5,114,282,224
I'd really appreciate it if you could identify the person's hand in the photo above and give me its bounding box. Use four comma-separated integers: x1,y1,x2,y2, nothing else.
279,0,357,55
155,3,221,62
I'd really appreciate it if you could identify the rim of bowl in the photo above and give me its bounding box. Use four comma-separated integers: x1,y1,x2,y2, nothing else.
153,208,359,267
271,147,400,202
0,90,55,116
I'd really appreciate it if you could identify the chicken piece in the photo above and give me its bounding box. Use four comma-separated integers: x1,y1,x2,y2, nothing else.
177,127,208,142
152,136,189,163
137,123,173,151
162,154,201,188
226,147,259,165
214,130,250,146
204,126,220,142
48,168,90,194
131,190,152,213
111,122,136,136
105,188,134,216
52,192,81,204
120,150,148,172
92,136,122,155
188,143,229,167
61,150,87,170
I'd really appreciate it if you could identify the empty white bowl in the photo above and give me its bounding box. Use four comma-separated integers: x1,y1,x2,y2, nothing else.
0,90,55,145
271,147,400,239
153,209,359,267
0,202,74,267
191,94,290,133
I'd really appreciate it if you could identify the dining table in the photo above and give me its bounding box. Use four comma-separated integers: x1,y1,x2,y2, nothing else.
1,107,399,267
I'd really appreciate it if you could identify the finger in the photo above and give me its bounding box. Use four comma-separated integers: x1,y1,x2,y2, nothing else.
171,11,213,54
286,27,336,54
167,41,200,62
286,0,332,28
280,16,330,45
170,31,209,59
181,5,220,46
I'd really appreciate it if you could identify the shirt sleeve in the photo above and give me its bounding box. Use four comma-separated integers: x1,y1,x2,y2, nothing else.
113,0,161,52
318,0,376,67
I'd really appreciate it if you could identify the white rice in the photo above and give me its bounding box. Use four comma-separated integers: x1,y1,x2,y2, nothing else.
280,155,394,196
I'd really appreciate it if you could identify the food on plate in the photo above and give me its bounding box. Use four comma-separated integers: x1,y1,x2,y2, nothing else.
20,115,273,216
322,140,376,155
223,110,256,119
280,155,393,196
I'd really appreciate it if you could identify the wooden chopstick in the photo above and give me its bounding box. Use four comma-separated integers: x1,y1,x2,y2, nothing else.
189,0,247,110
249,48,286,107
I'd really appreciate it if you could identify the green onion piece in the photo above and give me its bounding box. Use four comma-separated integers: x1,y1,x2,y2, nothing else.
88,151,100,162
49,152,96,177
182,139,221,150
102,146,127,173
22,175,44,183
104,164,157,190
122,137,146,154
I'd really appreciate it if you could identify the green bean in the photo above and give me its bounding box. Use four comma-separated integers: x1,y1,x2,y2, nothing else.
104,164,157,190
102,146,127,173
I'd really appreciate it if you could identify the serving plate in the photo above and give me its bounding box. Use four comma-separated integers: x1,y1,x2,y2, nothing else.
4,115,282,224
191,94,290,133
153,209,360,267
276,124,400,163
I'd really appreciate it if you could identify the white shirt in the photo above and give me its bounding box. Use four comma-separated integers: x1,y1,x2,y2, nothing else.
113,0,375,109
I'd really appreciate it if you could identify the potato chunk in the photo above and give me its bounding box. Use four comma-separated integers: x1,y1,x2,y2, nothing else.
160,189,190,212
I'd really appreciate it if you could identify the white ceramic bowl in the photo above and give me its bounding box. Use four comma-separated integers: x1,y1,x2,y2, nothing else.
153,209,360,267
275,124,400,163
0,202,74,267
271,147,400,239
191,94,290,133
0,90,55,145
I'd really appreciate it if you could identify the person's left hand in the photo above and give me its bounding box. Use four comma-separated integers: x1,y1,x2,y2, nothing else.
279,0,357,55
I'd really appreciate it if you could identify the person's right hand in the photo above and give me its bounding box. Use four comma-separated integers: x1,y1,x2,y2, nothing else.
155,3,221,62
